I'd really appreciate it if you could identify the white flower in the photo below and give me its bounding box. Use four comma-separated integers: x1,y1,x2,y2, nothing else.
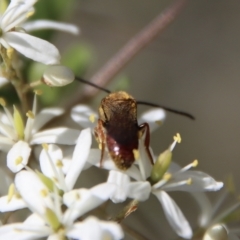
87,134,223,239
0,169,123,240
39,128,92,192
0,0,79,64
0,128,94,212
0,94,80,172
0,0,60,64
42,65,75,87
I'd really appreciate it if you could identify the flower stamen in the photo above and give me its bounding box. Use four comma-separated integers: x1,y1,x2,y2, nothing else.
7,183,15,203
163,172,172,181
56,160,63,168
26,110,35,119
178,159,198,173
133,149,140,161
75,192,80,200
174,133,181,143
162,178,192,189
26,11,35,18
155,120,163,126
40,189,48,197
42,143,49,151
169,133,181,151
15,156,23,165
42,146,68,192
89,114,95,123
34,89,43,95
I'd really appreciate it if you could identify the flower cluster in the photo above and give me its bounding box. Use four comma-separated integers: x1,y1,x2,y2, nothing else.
0,1,239,240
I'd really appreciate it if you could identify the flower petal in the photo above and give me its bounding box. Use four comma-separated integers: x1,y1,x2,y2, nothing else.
1,2,34,31
65,128,92,190
43,65,75,87
0,195,26,212
86,149,120,170
63,183,116,223
164,171,224,192
7,141,31,173
0,120,16,139
15,171,54,216
4,32,60,64
47,234,60,240
23,20,80,35
71,104,98,130
153,191,192,239
138,137,152,180
107,170,130,203
67,216,124,240
138,108,166,132
23,213,46,225
0,223,46,240
125,165,144,181
39,144,63,178
31,127,80,145
0,136,15,152
191,192,212,227
32,108,64,134
128,181,151,201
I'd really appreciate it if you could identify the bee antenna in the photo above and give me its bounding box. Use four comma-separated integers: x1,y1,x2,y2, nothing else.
75,76,111,94
137,101,195,120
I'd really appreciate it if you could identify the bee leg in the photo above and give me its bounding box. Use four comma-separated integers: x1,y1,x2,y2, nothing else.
99,142,105,168
139,123,154,165
94,119,106,168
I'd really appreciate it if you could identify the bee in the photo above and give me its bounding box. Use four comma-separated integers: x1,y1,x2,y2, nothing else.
75,77,194,170
94,91,152,170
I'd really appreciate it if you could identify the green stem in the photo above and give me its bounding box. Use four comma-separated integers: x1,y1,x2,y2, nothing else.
0,47,29,112
22,79,43,93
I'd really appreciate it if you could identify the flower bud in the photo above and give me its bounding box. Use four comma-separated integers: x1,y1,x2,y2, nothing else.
150,149,172,184
43,65,74,87
45,207,61,231
203,224,228,240
13,106,24,140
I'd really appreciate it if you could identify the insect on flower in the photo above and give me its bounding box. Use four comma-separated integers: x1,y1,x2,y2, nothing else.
75,77,194,170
